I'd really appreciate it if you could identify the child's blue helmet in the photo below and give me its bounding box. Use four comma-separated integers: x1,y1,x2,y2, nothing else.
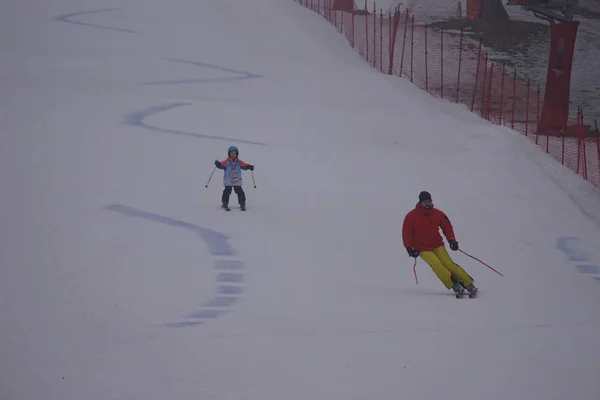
227,146,238,156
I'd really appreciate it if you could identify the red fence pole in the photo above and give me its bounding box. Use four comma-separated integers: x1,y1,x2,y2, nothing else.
441,28,444,99
334,7,337,27
373,2,377,68
470,39,482,112
542,86,548,152
425,23,428,92
596,128,600,170
487,62,494,120
380,9,383,72
581,108,588,179
352,2,355,48
511,70,516,130
499,64,505,125
388,10,393,74
365,0,369,64
480,53,488,116
525,79,530,136
576,108,582,174
400,10,408,77
410,15,415,82
455,29,464,103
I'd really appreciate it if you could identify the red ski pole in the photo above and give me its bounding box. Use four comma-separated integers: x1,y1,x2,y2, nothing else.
459,249,504,277
413,258,419,284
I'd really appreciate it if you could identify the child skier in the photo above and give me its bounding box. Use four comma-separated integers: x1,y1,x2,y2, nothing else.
214,146,254,211
402,191,478,297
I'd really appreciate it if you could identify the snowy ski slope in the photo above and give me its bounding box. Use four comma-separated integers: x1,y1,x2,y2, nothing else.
1,0,600,399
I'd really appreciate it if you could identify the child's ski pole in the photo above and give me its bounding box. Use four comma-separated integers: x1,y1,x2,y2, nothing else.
252,170,256,188
413,258,419,284
459,249,504,277
205,166,216,187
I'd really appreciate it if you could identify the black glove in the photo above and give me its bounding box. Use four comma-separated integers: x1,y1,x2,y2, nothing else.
406,247,419,258
214,160,221,167
248,165,254,171
449,240,459,251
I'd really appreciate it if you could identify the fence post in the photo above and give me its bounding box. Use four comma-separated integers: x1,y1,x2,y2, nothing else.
334,5,337,27
373,2,377,68
596,121,599,170
388,10,393,74
576,108,581,174
525,79,530,136
425,23,428,92
365,0,369,64
536,84,541,145
487,62,494,120
410,15,415,82
499,64,505,125
352,2,355,48
341,3,344,33
400,10,409,77
455,29,464,103
581,108,588,179
441,28,444,99
480,53,488,116
470,39,482,112
380,9,383,73
511,69,516,130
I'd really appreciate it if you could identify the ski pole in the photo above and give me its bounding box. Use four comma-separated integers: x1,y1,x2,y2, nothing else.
205,166,216,187
413,258,419,284
459,249,504,277
251,170,256,188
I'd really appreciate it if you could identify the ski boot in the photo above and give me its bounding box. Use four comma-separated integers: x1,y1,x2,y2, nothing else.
221,202,230,211
464,283,478,298
450,276,464,298
452,282,465,298
240,203,246,211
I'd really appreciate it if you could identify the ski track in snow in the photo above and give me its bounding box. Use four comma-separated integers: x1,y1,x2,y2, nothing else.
105,204,246,328
141,58,264,86
556,236,600,282
55,9,266,146
122,103,268,145
52,9,138,34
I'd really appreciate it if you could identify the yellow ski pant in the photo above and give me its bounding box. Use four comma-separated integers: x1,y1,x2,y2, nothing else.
419,246,474,289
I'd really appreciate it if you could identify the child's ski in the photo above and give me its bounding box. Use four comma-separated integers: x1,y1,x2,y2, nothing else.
221,205,247,211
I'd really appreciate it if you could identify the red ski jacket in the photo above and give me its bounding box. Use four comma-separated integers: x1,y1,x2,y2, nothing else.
402,203,456,251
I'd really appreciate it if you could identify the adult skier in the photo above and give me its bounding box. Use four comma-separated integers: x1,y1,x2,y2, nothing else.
402,191,478,296
214,146,254,210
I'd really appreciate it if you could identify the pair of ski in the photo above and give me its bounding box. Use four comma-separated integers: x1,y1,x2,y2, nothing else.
222,204,245,212
455,288,478,299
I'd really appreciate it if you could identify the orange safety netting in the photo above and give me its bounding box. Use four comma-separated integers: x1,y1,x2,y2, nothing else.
295,0,600,189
